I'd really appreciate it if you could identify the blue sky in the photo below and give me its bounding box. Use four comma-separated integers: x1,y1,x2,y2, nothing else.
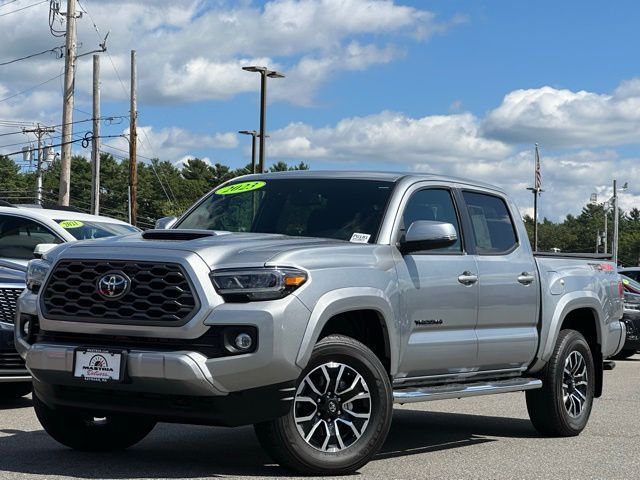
1,0,639,219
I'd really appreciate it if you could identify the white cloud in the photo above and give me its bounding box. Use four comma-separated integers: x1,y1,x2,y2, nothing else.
266,111,638,221
103,126,238,161
483,81,640,148
0,0,461,106
269,110,511,162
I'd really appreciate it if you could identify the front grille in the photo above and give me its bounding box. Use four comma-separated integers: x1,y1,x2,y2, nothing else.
0,352,25,370
0,288,22,324
41,260,199,325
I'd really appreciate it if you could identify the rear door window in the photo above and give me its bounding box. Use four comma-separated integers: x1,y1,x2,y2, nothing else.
0,215,62,260
462,191,518,255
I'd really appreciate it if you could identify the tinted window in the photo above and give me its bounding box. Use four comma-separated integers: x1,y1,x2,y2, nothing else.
401,188,462,252
621,271,640,283
0,215,61,260
462,191,517,254
177,179,393,242
54,220,139,240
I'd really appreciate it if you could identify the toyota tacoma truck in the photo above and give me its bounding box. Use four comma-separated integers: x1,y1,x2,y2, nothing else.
15,172,625,475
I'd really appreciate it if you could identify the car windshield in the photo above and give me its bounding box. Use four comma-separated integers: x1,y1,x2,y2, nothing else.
621,274,640,294
176,178,394,242
55,220,140,240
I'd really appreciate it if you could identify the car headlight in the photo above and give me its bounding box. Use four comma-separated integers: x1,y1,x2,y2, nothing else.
26,258,52,293
210,267,307,302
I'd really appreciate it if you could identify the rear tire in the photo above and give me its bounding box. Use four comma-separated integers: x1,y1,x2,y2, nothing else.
612,349,636,360
33,393,156,451
254,334,392,475
0,382,31,400
526,330,595,436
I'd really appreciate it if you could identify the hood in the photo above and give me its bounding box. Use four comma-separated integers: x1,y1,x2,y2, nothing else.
62,230,370,269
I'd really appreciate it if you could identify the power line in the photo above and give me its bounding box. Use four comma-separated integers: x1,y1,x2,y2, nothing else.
0,73,63,103
0,0,48,17
0,45,63,66
0,1,21,9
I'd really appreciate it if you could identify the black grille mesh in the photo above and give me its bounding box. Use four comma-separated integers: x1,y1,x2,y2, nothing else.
0,288,22,324
42,260,198,325
0,352,25,370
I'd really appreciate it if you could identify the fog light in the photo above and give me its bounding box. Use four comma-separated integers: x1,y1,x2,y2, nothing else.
23,321,30,336
235,333,253,351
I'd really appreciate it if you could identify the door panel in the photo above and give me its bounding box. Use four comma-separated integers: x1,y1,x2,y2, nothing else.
396,253,479,377
393,187,479,378
461,191,539,370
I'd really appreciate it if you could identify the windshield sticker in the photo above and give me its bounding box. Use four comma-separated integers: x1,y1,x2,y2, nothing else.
58,220,84,229
215,181,266,195
350,233,371,244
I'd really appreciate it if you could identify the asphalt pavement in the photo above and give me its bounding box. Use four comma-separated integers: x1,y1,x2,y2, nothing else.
1,356,639,480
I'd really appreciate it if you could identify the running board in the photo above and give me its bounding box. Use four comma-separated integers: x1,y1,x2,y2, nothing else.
393,378,542,404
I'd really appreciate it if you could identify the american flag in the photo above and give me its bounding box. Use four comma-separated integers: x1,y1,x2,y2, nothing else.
534,143,542,192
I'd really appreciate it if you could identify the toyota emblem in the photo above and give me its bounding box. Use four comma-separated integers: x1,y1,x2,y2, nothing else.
97,272,131,299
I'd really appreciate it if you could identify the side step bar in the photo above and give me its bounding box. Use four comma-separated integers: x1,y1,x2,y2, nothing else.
393,378,542,404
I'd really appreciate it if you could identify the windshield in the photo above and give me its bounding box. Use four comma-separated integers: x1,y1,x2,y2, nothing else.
621,275,640,294
176,178,394,242
55,220,140,240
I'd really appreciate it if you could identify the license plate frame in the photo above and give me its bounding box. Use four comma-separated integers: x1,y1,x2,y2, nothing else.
73,347,127,383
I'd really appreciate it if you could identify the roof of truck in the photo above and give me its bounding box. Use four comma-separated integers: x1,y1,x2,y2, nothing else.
236,170,505,193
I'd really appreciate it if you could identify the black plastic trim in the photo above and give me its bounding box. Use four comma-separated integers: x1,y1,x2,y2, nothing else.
33,379,295,427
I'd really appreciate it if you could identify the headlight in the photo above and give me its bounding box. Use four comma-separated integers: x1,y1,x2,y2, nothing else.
210,267,307,302
26,259,52,292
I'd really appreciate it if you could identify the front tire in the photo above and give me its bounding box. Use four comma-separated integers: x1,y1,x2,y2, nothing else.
33,393,156,451
526,330,595,436
0,382,31,400
254,334,393,475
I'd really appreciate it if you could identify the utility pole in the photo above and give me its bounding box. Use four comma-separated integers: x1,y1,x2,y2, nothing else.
58,0,78,206
90,54,101,215
129,50,137,226
23,124,55,205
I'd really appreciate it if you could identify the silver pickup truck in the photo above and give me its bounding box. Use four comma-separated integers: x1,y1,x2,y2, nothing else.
16,172,625,475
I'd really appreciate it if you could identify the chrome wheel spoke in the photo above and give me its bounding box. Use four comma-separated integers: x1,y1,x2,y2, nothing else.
337,418,364,441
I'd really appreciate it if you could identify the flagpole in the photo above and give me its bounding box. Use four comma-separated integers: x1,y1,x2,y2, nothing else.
527,143,542,252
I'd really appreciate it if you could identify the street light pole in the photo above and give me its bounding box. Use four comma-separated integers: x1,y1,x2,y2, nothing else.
238,130,258,174
242,66,285,173
613,179,619,265
612,180,629,266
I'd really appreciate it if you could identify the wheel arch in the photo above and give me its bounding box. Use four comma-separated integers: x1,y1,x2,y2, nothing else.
295,288,398,376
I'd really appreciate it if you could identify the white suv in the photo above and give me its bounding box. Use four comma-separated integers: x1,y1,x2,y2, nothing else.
0,205,139,399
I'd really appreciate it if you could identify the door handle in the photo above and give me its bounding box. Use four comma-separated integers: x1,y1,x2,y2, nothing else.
458,271,478,286
517,272,535,285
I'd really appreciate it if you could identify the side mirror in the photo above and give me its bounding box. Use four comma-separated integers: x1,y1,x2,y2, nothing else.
34,243,58,259
399,221,458,254
155,216,177,230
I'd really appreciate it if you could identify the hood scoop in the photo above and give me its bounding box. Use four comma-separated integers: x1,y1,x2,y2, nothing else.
142,229,217,241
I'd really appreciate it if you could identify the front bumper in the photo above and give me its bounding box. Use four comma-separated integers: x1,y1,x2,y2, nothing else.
16,268,311,424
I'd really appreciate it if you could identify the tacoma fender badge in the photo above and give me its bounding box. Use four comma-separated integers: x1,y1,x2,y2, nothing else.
414,319,444,326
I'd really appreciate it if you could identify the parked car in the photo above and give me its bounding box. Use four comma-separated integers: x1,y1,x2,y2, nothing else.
0,205,139,399
619,267,640,283
613,274,640,359
16,172,625,475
